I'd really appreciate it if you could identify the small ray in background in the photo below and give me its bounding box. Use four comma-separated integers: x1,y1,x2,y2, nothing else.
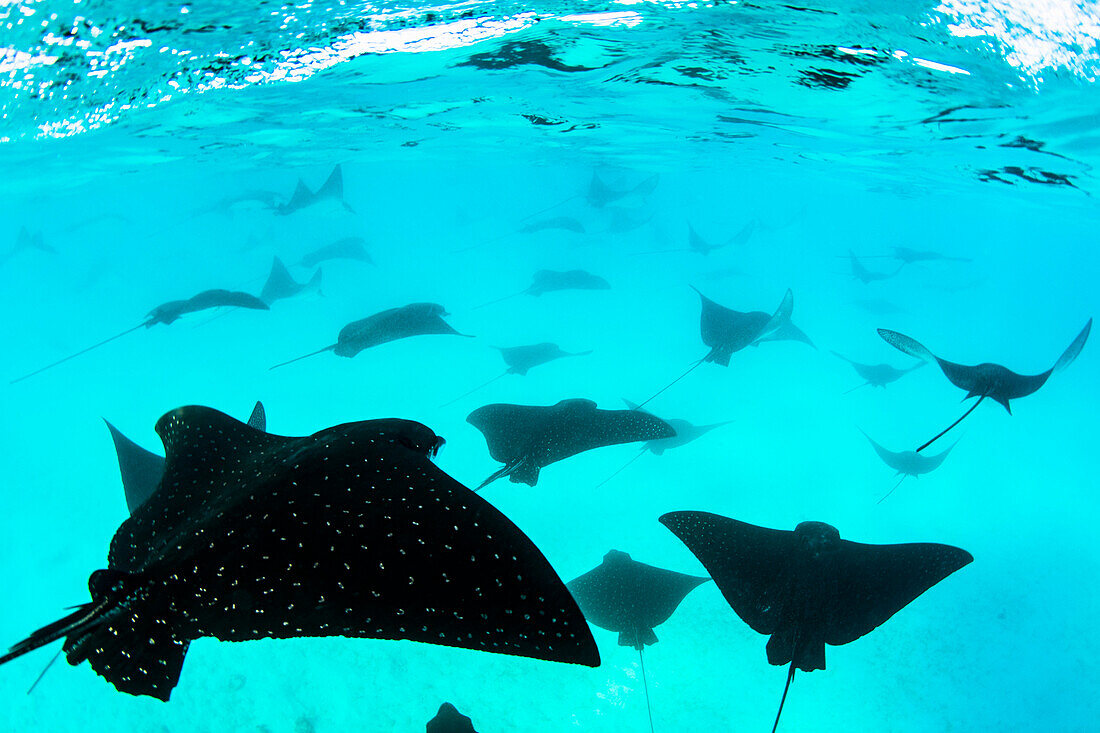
848,250,904,284
276,164,354,215
568,550,710,732
859,429,958,503
0,406,599,700
830,351,924,394
298,237,372,268
467,399,675,490
892,247,972,265
427,702,479,733
659,511,972,732
596,400,731,488
1,227,56,265
193,190,281,216
879,319,1091,450
474,269,610,309
636,220,757,256
517,172,659,222
10,289,270,384
519,216,586,235
440,342,592,408
270,303,471,370
260,257,322,305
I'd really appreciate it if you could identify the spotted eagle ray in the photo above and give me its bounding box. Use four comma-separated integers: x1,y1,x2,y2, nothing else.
473,269,611,309
276,164,354,215
860,429,958,503
298,237,372,268
10,289,270,384
440,342,592,407
596,399,730,488
106,402,267,514
878,318,1092,450
427,703,479,733
848,251,904,284
260,257,322,305
830,351,924,394
659,511,972,732
467,399,675,490
635,287,796,408
270,303,472,370
0,406,599,700
568,550,709,732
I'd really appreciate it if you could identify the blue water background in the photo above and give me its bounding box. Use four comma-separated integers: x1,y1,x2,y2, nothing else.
2,1,1099,730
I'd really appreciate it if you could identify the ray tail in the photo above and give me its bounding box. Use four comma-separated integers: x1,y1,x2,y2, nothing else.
25,647,63,695
918,395,984,452
10,322,146,384
471,290,525,310
640,647,655,733
518,193,581,221
634,358,705,410
439,372,507,408
268,344,335,370
876,474,908,504
842,381,871,395
594,448,648,489
0,601,103,666
772,662,796,733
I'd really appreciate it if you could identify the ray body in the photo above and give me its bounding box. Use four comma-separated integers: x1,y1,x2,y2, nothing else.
528,269,611,296
260,257,323,304
587,173,659,208
276,164,354,215
694,287,795,366
831,351,924,392
860,430,957,502
195,190,281,216
518,217,586,235
0,407,599,700
440,343,591,408
659,512,972,731
298,237,372,268
271,303,471,369
849,251,904,284
147,289,269,326
467,399,675,489
892,247,971,264
427,703,479,733
3,227,55,264
878,319,1091,448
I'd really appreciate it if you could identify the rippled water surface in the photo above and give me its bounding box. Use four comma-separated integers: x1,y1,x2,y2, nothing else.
1,1,1098,731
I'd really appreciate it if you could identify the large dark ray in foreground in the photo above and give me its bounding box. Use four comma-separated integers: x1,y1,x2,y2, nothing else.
878,318,1091,450
0,407,599,700
440,342,592,407
660,512,971,732
10,289,270,384
467,399,675,489
568,550,709,732
270,302,471,369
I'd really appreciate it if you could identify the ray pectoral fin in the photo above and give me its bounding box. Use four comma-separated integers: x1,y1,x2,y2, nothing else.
877,329,935,362
759,289,794,340
1053,318,1092,374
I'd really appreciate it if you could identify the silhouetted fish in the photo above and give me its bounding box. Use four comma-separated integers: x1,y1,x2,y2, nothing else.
440,343,592,408
10,289,270,384
276,164,354,215
467,399,675,489
860,429,958,503
0,406,600,700
270,303,472,369
427,703,479,733
260,257,323,305
831,351,924,394
660,512,972,732
298,237,372,268
879,319,1091,450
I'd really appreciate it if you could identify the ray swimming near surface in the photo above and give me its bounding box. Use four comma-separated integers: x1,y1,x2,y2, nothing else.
269,302,472,369
467,399,675,490
659,511,972,732
440,342,592,408
859,428,958,503
276,164,354,215
473,269,611,310
9,289,270,384
878,318,1092,450
0,406,600,700
568,550,709,732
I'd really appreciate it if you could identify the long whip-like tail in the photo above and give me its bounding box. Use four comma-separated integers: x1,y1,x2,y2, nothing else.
470,289,526,311
518,193,581,222
474,462,518,492
772,663,796,733
0,601,102,667
595,448,647,489
438,372,507,408
639,647,655,733
26,647,63,694
269,344,335,371
917,395,985,452
634,358,706,411
10,322,146,384
842,381,871,396
876,474,909,504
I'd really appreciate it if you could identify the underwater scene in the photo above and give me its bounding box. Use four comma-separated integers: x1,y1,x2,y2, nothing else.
1,0,1098,731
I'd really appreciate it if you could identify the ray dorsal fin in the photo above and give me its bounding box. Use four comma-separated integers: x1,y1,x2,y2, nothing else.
1052,318,1092,374
247,401,267,431
104,420,166,514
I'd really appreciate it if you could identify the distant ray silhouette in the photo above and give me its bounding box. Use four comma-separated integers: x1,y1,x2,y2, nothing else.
270,303,472,370
260,257,322,305
2,227,55,264
879,319,1091,450
597,400,730,488
473,269,610,309
853,297,903,315
0,406,599,700
194,190,281,216
855,247,971,265
568,550,709,732
467,399,675,490
520,216,586,234
427,702,479,733
635,287,795,408
440,342,591,408
860,429,958,503
276,164,354,215
298,237,372,268
636,220,757,256
10,289,270,384
519,172,658,222
659,512,972,732
848,250,904,284
106,402,267,514
831,351,924,394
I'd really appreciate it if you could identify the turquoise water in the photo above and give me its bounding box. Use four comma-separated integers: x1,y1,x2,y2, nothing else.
2,0,1099,730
